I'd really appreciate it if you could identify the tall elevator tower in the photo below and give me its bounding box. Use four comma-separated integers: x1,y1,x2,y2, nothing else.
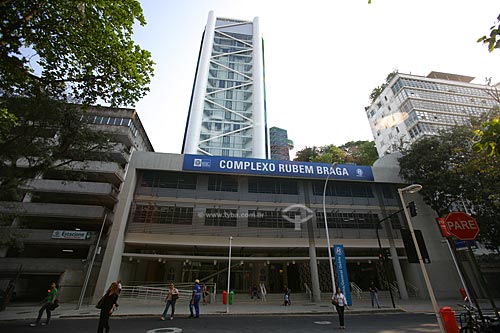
182,11,268,158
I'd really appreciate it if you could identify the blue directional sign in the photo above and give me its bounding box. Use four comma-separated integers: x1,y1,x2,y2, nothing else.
334,244,352,306
183,154,374,181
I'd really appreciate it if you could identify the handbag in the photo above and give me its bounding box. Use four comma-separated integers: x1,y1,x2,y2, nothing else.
50,299,60,310
171,293,179,301
96,295,105,309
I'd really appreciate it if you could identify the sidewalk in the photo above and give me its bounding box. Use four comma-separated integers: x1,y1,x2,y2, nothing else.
1,296,480,321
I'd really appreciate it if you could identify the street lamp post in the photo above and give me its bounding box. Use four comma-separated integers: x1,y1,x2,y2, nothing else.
398,184,445,332
226,236,233,314
322,162,338,295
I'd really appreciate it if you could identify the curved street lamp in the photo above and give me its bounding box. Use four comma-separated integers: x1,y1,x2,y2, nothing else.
322,162,338,295
398,184,445,332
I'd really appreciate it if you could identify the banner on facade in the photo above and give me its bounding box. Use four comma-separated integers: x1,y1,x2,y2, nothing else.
183,154,374,181
52,230,91,240
334,244,352,306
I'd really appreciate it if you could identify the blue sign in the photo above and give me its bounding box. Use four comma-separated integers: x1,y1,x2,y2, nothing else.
334,244,352,306
455,240,476,251
183,154,374,181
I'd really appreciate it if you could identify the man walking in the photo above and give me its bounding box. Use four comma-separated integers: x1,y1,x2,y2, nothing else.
189,279,201,318
30,282,58,326
369,281,381,308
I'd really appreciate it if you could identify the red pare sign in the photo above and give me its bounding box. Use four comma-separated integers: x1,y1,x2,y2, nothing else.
444,212,480,241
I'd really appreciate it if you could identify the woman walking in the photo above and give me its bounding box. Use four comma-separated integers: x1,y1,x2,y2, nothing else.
161,282,179,320
332,287,349,329
97,282,119,333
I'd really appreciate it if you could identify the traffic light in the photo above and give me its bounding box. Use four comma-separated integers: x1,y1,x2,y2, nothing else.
384,248,391,260
378,252,384,261
408,201,417,217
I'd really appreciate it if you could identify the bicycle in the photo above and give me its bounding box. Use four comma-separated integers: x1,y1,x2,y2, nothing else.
457,304,500,333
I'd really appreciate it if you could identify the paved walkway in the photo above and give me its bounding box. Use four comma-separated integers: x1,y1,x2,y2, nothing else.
3,296,494,321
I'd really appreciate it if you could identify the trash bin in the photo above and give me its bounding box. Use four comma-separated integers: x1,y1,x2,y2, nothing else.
229,290,234,305
222,290,227,305
439,306,459,333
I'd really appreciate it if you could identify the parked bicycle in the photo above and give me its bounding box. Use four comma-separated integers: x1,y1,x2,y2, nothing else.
457,303,500,333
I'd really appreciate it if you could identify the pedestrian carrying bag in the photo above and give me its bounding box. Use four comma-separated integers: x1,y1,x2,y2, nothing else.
171,293,179,301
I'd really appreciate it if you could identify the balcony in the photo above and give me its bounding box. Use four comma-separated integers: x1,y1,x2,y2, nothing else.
89,124,136,149
25,179,118,207
0,202,108,221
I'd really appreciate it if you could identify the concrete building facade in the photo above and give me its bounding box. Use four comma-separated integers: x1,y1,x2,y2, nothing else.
94,152,462,302
366,71,498,157
0,106,153,302
182,11,268,159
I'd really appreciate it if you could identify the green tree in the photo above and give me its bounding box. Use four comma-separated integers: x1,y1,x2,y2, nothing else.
399,126,500,246
0,0,154,196
478,14,500,52
0,0,154,105
294,146,319,162
339,140,379,165
294,141,378,165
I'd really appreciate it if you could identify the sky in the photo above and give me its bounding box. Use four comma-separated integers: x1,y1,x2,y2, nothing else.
132,0,500,156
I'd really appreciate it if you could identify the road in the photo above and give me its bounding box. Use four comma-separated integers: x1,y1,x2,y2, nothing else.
0,313,440,332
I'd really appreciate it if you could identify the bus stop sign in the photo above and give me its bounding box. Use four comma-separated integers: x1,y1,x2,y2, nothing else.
444,212,480,241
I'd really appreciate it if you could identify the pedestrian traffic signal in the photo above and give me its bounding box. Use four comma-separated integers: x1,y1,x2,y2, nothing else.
378,252,384,261
408,201,417,217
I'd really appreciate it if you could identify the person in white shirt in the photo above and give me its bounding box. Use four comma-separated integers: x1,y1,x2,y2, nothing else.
332,287,349,329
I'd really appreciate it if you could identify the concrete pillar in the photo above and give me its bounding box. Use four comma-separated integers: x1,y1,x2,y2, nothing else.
302,181,321,302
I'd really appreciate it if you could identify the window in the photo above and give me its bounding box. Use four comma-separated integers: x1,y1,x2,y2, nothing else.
204,208,237,227
381,184,395,198
248,210,297,228
208,175,238,192
141,171,197,190
316,212,379,229
131,204,193,225
311,181,374,198
248,177,298,194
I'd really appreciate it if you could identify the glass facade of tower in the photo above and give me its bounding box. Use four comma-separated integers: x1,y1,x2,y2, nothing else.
200,18,255,157
183,12,267,159
270,127,293,160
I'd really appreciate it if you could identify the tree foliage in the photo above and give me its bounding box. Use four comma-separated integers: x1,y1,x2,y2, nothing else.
0,0,154,106
0,0,154,196
477,14,500,52
399,127,500,246
294,140,378,166
368,70,398,103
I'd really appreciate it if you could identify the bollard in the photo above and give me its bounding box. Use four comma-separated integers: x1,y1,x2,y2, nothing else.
222,290,227,305
439,306,459,333
229,290,234,305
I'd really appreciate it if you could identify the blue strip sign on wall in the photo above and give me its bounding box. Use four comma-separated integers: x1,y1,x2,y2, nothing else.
183,154,374,181
334,244,352,306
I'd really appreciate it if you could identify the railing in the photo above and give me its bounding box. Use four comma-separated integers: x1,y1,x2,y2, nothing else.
405,282,419,297
304,283,312,302
349,281,362,299
390,281,400,298
120,283,216,303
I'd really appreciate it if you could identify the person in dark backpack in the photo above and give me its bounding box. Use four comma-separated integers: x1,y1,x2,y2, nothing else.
97,282,119,333
30,282,58,326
